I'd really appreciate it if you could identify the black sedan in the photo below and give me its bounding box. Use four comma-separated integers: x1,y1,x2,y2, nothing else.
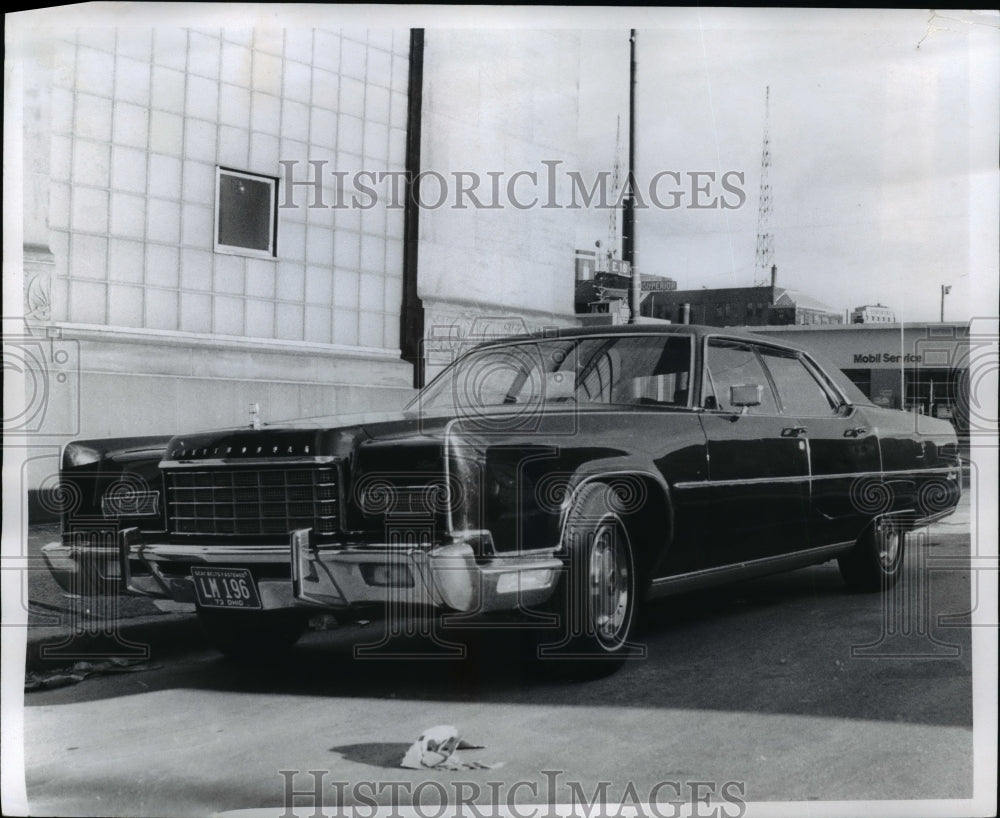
43,324,962,675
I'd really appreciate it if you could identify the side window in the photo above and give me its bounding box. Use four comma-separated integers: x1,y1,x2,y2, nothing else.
624,370,690,405
577,336,692,406
759,351,838,416
579,349,617,403
611,335,692,406
703,340,778,414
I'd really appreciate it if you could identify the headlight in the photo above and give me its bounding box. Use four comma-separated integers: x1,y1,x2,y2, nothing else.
64,442,102,467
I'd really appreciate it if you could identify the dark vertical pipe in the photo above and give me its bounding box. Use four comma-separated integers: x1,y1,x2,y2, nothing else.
625,29,638,323
401,29,426,387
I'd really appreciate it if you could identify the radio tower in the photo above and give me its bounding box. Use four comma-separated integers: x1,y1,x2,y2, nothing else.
754,86,774,287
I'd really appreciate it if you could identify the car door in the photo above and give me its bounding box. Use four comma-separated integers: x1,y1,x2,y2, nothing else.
756,347,882,548
697,338,811,567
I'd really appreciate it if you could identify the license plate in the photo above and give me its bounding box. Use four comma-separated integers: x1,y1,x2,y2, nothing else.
191,567,262,610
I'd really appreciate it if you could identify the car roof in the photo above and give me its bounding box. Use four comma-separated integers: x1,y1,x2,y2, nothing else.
472,322,784,349
464,322,874,407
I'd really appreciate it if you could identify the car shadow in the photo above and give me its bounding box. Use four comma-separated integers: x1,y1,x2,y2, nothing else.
25,557,973,728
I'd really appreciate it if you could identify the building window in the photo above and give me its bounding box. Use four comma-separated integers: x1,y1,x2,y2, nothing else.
214,168,278,259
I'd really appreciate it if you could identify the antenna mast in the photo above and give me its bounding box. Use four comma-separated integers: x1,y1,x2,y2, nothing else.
754,86,774,287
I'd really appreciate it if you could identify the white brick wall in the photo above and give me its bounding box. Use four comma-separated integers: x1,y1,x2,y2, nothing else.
49,26,409,351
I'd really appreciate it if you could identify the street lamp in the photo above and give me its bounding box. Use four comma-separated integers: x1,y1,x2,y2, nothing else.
940,284,951,322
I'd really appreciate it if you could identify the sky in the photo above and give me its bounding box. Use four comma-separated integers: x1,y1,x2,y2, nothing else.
611,9,999,323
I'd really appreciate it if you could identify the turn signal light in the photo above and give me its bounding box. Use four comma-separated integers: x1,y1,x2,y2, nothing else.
496,568,553,595
360,563,415,587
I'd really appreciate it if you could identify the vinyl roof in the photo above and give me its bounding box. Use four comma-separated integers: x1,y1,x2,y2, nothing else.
473,322,773,347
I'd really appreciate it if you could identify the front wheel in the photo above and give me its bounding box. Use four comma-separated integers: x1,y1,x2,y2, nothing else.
527,483,640,678
838,516,905,592
198,609,308,664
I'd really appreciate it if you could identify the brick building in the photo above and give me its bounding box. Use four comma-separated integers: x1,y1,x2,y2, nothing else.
851,303,897,323
643,283,843,326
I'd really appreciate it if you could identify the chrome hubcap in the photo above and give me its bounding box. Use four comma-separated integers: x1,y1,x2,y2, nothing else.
876,522,901,569
589,523,630,644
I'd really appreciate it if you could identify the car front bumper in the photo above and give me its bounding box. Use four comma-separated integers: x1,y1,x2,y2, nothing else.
41,527,563,616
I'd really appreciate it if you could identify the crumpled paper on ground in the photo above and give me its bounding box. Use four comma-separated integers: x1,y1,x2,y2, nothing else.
25,657,157,691
400,725,503,770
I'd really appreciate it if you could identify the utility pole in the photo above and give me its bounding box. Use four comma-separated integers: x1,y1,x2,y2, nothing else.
625,29,639,324
940,284,951,322
607,116,622,269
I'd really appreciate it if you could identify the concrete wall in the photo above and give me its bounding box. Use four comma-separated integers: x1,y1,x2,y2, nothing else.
418,30,586,378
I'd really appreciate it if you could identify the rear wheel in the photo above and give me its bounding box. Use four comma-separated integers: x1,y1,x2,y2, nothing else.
527,483,640,678
838,516,905,592
198,609,308,664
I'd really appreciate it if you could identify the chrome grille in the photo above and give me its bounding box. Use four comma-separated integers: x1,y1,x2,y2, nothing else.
166,466,338,536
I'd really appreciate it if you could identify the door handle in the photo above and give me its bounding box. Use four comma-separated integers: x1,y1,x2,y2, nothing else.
782,426,808,437
845,426,868,438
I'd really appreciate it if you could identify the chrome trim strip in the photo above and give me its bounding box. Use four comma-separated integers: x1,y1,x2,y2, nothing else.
557,469,670,546
112,449,169,462
874,467,959,477
915,507,959,525
160,456,339,469
166,482,338,490
136,543,291,561
673,474,809,489
478,546,560,559
645,541,855,600
673,466,960,490
443,417,461,536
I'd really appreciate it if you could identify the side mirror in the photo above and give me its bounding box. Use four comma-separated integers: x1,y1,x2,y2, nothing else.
543,371,576,402
729,384,763,414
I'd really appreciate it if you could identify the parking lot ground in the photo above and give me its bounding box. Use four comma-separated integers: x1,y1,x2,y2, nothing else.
15,495,980,815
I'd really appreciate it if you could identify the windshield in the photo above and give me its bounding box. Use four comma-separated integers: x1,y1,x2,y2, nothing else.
408,334,693,416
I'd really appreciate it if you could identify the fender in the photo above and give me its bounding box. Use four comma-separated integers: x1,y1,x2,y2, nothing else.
557,464,675,583
58,435,173,530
